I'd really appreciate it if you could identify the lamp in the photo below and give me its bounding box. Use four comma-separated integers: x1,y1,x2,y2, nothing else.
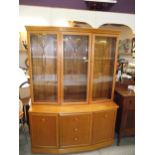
84,0,117,11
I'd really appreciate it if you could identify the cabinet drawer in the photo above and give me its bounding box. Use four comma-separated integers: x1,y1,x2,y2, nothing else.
29,114,58,148
60,113,91,147
125,97,135,109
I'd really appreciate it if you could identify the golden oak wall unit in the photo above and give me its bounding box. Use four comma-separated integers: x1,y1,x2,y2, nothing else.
27,26,120,154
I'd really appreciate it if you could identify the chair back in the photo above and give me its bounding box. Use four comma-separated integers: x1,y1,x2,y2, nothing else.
19,81,30,105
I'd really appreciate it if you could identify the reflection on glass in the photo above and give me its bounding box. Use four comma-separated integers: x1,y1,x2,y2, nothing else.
63,35,89,102
30,33,57,102
93,36,116,100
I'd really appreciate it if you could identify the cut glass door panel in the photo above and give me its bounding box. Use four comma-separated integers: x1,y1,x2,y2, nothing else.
63,35,89,102
30,33,58,102
93,36,116,100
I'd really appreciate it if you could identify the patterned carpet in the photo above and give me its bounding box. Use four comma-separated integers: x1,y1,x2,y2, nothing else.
19,124,135,155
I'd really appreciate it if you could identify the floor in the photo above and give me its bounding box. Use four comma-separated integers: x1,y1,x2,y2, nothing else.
19,124,135,155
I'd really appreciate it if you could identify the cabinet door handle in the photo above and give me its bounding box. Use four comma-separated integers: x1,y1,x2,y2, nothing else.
74,137,78,141
74,128,78,132
104,114,108,118
41,118,45,122
74,117,79,121
129,100,132,104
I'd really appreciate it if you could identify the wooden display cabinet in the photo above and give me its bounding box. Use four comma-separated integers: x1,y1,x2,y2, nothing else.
27,26,120,154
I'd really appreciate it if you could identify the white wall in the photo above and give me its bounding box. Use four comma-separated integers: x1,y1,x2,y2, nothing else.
100,25,134,39
19,5,135,33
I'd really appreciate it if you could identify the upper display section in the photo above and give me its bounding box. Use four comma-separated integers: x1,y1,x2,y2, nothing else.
27,26,120,104
19,0,135,14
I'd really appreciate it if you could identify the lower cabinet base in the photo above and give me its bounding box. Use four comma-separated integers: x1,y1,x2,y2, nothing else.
29,103,118,154
32,139,114,154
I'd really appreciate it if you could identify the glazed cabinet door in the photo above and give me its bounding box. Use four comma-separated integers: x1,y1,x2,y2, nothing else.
92,35,117,101
30,33,59,103
60,113,91,147
62,34,90,103
30,114,58,148
92,110,116,144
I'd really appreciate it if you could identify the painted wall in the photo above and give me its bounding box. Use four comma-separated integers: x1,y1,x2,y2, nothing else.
19,5,135,34
101,25,134,55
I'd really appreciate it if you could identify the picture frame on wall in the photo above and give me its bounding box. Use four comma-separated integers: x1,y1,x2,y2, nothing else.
118,39,132,55
131,37,135,54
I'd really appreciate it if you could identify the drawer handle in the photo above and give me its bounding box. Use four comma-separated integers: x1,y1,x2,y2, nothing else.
103,114,108,118
41,118,45,122
74,137,78,141
74,117,79,121
129,100,132,104
74,128,78,132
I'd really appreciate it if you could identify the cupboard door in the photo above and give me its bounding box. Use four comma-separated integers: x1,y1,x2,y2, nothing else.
92,110,116,144
63,35,90,102
30,114,58,148
123,97,135,135
124,109,135,135
30,33,58,102
60,113,91,147
92,36,116,100
125,97,135,110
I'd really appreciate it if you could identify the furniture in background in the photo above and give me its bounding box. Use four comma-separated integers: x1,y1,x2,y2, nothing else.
26,26,120,154
19,99,28,143
114,81,135,145
19,81,31,125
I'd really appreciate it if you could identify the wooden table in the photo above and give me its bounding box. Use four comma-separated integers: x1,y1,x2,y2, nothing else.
114,86,135,145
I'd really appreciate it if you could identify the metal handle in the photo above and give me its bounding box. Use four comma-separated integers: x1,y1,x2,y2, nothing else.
74,137,78,141
42,118,45,122
74,128,78,132
104,114,108,118
74,117,79,121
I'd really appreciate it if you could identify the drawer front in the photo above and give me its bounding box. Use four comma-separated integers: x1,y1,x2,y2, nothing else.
125,97,135,109
92,110,116,144
30,114,58,148
60,113,91,147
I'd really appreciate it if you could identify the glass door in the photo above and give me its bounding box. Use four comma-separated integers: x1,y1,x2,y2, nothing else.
62,34,90,103
92,35,117,101
30,33,58,103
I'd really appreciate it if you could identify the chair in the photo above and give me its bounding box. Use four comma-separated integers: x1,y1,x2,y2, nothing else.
19,81,31,125
19,99,28,143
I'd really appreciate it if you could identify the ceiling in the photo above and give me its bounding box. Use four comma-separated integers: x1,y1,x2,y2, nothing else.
19,0,135,14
